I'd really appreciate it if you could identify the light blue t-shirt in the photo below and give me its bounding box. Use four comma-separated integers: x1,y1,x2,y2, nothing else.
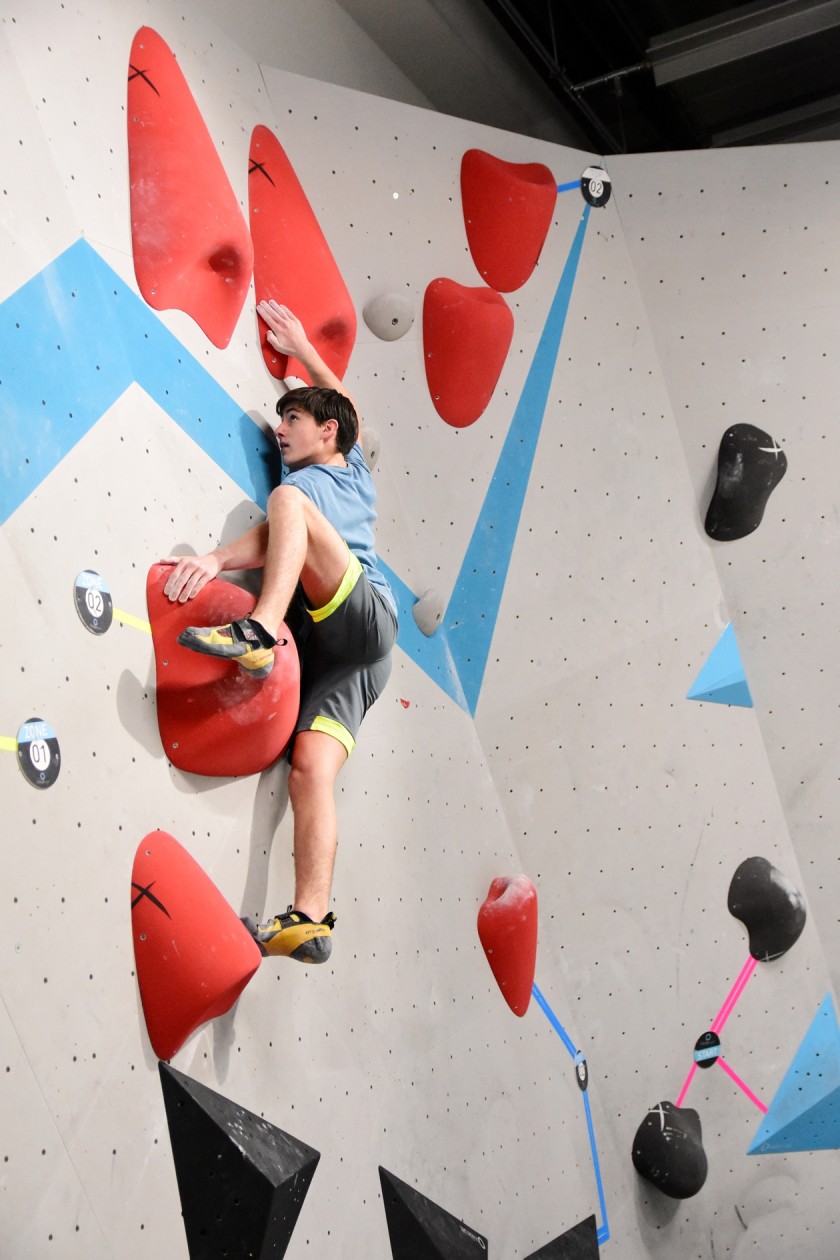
281,444,396,614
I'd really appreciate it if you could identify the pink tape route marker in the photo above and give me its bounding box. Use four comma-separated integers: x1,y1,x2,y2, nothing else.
711,955,758,1035
677,955,758,1106
717,1057,767,1113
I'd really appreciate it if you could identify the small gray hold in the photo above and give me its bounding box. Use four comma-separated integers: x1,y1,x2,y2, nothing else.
412,589,444,637
361,425,380,470
363,293,415,342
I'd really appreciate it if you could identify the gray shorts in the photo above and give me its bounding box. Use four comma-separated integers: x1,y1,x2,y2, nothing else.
286,553,397,756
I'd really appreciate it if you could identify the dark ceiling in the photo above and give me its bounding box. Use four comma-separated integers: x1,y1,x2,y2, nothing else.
479,0,840,153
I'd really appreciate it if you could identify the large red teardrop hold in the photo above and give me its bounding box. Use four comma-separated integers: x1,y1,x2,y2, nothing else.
249,125,356,382
461,149,556,293
422,279,513,428
127,27,254,348
131,830,262,1060
477,875,538,1017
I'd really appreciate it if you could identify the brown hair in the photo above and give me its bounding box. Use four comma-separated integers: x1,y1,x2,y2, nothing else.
276,386,359,456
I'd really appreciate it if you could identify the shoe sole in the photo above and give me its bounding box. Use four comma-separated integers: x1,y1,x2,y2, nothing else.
236,655,275,679
178,629,274,677
241,916,331,963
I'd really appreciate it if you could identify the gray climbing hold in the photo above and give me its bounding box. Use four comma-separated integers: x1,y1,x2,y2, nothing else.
363,292,415,342
361,424,380,469
412,589,444,637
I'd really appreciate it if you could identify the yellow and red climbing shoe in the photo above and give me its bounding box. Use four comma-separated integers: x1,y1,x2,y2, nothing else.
244,908,336,963
177,617,276,678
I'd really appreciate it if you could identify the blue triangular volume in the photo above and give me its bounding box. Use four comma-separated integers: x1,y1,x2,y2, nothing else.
687,622,753,708
749,993,840,1154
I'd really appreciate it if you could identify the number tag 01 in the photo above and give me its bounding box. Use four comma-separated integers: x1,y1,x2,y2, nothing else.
17,718,61,788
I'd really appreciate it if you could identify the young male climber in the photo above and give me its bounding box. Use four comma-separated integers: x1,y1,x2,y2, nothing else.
160,302,397,965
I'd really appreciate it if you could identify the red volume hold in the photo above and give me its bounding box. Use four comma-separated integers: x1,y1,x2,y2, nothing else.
127,27,254,348
249,125,356,382
131,831,261,1060
461,149,557,293
423,279,513,428
477,875,538,1017
146,565,300,778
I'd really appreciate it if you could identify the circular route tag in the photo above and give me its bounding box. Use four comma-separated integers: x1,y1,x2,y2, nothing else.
581,166,612,208
17,717,61,789
74,570,113,635
693,1030,721,1068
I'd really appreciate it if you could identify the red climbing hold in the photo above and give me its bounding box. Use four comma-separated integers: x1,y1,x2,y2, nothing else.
461,149,557,293
147,564,300,778
131,830,261,1060
249,125,356,382
477,875,538,1017
127,27,254,348
423,279,513,428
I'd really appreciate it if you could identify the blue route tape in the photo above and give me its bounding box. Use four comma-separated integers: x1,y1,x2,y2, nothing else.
0,206,589,719
532,982,578,1058
557,179,581,192
583,1090,610,1245
532,981,610,1245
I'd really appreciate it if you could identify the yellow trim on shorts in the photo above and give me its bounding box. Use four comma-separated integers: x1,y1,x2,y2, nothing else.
310,715,355,756
308,551,362,622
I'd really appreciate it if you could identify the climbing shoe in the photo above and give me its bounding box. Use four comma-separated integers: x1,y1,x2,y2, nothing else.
243,907,336,963
177,617,276,678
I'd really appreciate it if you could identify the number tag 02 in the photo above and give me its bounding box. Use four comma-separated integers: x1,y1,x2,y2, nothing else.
74,570,113,634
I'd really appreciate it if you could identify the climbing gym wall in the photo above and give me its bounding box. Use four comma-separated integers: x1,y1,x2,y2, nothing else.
2,2,840,1259
615,143,840,995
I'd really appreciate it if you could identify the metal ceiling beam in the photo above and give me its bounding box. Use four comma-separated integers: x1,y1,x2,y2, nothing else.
712,89,840,144
485,0,627,151
648,0,840,85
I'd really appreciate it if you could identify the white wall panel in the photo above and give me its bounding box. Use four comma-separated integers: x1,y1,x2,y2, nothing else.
3,0,840,1257
615,146,840,1011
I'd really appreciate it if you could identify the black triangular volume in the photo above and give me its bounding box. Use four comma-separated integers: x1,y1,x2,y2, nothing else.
524,1213,599,1258
159,1062,320,1259
378,1166,488,1258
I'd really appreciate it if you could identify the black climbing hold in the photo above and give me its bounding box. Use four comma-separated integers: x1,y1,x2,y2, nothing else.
16,717,60,789
693,1030,721,1068
379,1165,487,1258
704,423,787,541
580,167,611,208
632,1100,708,1199
574,1052,589,1092
524,1213,599,1257
159,1062,320,1259
728,856,806,961
73,569,113,634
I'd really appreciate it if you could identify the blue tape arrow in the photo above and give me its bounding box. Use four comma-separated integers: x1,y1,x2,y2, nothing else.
532,982,610,1244
1,206,588,716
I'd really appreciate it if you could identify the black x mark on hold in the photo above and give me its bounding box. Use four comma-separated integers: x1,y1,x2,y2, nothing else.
128,65,160,96
131,880,171,918
249,159,275,186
